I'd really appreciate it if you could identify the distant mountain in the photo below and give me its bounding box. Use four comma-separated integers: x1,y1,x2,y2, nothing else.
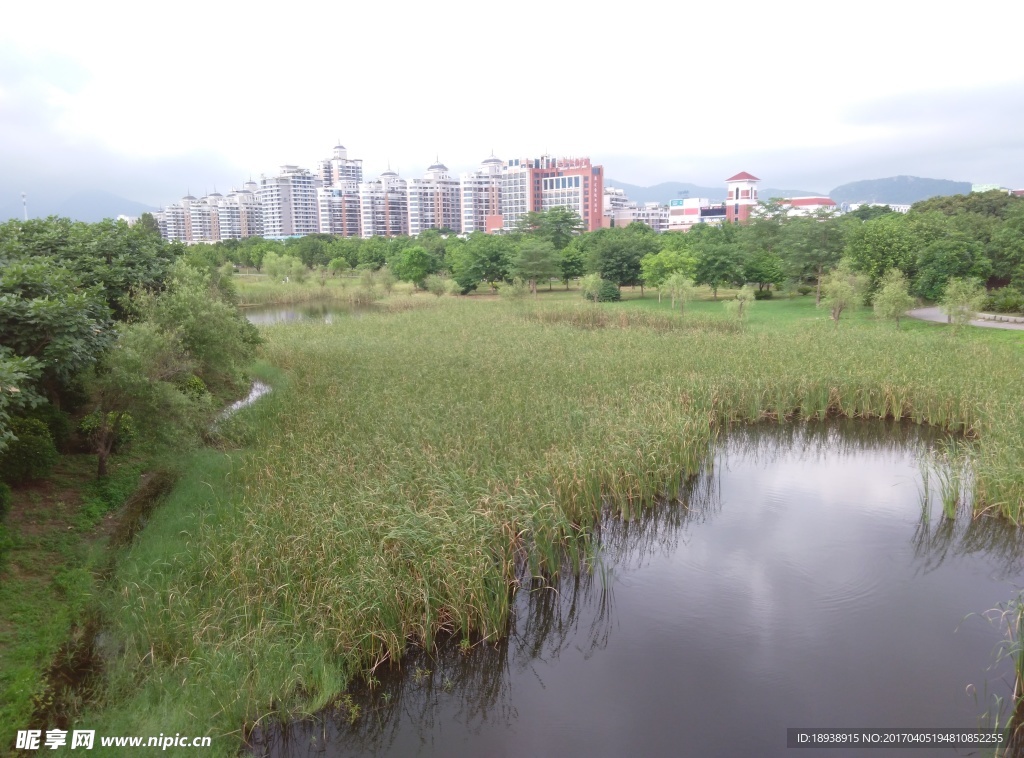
828,176,972,205
0,191,158,223
605,180,822,205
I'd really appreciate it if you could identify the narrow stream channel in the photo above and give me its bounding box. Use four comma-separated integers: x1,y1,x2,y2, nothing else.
249,421,1024,757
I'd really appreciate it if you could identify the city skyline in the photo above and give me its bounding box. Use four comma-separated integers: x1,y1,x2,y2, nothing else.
2,0,1023,214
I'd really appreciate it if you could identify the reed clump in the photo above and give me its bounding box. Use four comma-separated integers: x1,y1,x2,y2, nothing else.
89,298,1024,753
526,305,740,333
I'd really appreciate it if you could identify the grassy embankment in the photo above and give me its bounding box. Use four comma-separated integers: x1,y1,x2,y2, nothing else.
68,293,1024,754
0,457,145,751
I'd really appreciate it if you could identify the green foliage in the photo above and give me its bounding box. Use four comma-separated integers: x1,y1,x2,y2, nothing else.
580,275,620,302
580,273,603,303
448,233,512,293
911,190,1023,220
641,245,697,291
0,347,43,455
691,225,744,299
424,274,449,297
516,207,584,250
390,245,438,287
23,402,73,452
913,236,990,301
587,225,657,289
0,258,114,402
743,251,786,291
662,273,696,314
500,277,530,300
262,250,308,283
822,259,869,325
724,285,755,322
983,287,1024,314
511,238,561,294
753,289,774,300
0,481,10,521
843,213,921,288
939,277,987,329
780,211,846,302
0,417,58,484
797,285,814,296
872,268,916,328
846,205,896,221
134,261,259,392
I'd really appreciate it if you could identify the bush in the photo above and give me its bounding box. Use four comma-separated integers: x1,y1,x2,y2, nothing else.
24,403,73,452
0,481,11,521
583,278,621,302
753,289,774,300
797,285,814,296
983,287,1024,314
0,418,59,484
79,411,136,454
500,278,530,301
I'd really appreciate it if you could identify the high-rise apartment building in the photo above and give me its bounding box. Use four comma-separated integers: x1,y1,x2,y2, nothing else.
460,155,504,234
407,161,462,235
258,166,320,239
317,182,362,237
359,170,408,238
499,156,604,232
318,144,364,186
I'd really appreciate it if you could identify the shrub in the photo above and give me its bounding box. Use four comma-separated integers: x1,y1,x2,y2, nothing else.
797,285,814,296
500,278,530,301
753,289,773,300
424,274,448,298
79,411,136,454
0,418,59,484
583,278,621,302
983,287,1024,314
24,403,73,452
0,481,11,521
178,375,209,400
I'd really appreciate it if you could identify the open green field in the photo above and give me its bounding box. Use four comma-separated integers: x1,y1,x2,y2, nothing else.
73,294,1024,754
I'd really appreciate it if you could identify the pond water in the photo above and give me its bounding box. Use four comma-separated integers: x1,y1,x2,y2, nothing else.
249,422,1024,757
244,304,354,325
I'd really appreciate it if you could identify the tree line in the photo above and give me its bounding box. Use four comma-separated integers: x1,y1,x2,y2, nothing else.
185,190,1024,311
0,217,259,495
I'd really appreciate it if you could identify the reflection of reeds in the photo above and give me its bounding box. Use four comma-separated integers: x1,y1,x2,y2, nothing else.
979,595,1024,758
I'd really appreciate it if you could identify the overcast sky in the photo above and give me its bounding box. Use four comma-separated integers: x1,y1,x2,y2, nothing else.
2,0,1023,211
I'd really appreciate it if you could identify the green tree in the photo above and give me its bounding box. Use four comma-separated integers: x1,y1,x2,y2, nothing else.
588,224,657,293
390,245,438,288
743,251,786,291
724,285,755,322
912,236,990,301
511,239,561,295
781,210,846,306
448,232,512,293
0,348,42,455
83,321,198,477
872,268,916,328
663,273,697,315
133,261,260,393
517,207,584,251
939,277,986,329
0,259,114,407
821,259,869,326
692,225,743,300
842,213,919,290
558,239,587,289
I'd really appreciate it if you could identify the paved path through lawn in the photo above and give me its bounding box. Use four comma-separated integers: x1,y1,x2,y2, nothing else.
907,307,1024,330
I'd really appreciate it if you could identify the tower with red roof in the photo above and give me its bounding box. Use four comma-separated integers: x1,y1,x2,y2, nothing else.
725,171,760,224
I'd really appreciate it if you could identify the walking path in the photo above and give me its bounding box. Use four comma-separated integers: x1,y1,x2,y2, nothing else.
907,307,1024,331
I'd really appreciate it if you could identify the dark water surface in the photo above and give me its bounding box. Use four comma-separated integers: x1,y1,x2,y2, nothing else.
250,422,1024,757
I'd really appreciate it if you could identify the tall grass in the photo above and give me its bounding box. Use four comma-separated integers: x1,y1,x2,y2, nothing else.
87,298,1024,754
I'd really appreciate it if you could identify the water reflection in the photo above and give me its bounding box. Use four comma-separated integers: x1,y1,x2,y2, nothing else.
249,421,1024,758
244,303,356,325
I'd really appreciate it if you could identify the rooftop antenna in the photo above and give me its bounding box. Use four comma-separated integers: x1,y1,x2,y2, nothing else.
22,192,27,221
